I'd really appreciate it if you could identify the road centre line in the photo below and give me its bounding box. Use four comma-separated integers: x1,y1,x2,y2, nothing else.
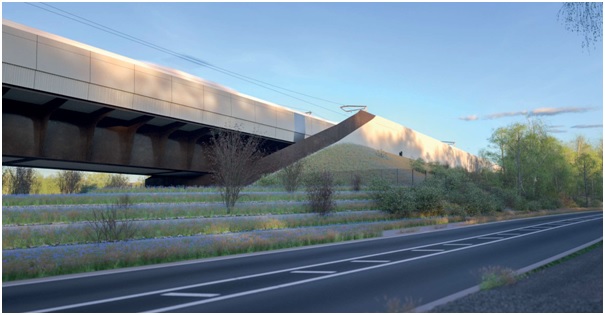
29,215,602,313
145,216,603,313
291,270,337,274
351,260,391,263
161,293,220,298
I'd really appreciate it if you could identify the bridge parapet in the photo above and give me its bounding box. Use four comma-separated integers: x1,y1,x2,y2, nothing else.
2,19,335,144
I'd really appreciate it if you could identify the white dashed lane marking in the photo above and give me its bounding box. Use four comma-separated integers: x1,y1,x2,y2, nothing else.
162,293,220,298
291,270,337,274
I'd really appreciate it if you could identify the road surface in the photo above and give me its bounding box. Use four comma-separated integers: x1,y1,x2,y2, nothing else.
3,211,602,312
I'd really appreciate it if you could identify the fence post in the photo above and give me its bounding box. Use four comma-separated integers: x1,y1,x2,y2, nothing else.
412,169,414,186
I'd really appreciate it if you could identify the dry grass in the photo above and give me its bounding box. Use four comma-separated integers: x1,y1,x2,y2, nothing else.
384,296,422,312
302,143,414,173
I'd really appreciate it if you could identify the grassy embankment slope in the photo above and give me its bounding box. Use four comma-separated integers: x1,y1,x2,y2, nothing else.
260,143,417,186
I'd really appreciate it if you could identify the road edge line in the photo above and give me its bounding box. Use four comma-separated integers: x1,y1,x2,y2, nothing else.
414,237,603,313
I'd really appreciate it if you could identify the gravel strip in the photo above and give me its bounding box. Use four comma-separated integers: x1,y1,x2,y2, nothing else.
431,246,603,313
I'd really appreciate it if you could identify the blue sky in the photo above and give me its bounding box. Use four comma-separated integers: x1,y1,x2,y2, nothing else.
3,2,603,156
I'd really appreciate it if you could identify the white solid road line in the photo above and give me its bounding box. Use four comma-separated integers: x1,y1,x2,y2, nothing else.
411,249,444,252
350,260,391,263
28,215,602,313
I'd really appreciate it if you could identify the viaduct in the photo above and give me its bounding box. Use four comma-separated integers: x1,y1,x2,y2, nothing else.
2,20,486,186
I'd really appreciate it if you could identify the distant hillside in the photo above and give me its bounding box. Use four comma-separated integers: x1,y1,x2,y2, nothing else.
301,143,413,173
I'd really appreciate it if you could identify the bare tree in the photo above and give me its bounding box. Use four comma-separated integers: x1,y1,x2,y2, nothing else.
208,128,264,212
558,2,603,50
57,170,83,194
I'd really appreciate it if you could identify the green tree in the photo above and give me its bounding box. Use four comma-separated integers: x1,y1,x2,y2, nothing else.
2,167,11,195
57,170,84,194
569,136,602,206
485,120,590,209
5,167,38,195
106,174,129,189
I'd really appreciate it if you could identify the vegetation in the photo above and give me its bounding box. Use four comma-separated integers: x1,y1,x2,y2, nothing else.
351,174,362,191
280,161,305,192
479,266,519,290
370,120,602,216
86,195,138,242
483,120,603,209
305,171,336,216
106,174,130,189
558,2,603,50
370,166,500,217
57,170,83,194
1,119,601,282
3,167,39,195
208,128,265,212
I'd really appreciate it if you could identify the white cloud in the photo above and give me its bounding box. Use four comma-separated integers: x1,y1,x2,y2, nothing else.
529,107,594,116
459,115,479,121
460,106,598,122
570,124,603,129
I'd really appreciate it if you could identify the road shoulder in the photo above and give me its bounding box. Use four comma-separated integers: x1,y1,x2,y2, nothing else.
430,243,603,313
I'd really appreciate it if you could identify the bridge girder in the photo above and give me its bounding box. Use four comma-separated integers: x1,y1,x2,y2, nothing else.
2,85,290,183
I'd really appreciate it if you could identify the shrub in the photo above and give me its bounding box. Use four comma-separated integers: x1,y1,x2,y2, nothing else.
255,174,278,187
414,184,445,216
538,197,562,210
492,187,522,209
411,158,427,173
464,185,502,215
351,174,362,191
306,171,336,216
527,200,542,211
86,195,138,242
79,184,98,194
369,179,416,216
280,161,305,192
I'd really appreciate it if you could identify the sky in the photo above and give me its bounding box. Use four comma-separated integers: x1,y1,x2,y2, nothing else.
2,2,603,157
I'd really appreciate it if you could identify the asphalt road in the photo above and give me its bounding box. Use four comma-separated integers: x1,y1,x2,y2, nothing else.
3,211,602,313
